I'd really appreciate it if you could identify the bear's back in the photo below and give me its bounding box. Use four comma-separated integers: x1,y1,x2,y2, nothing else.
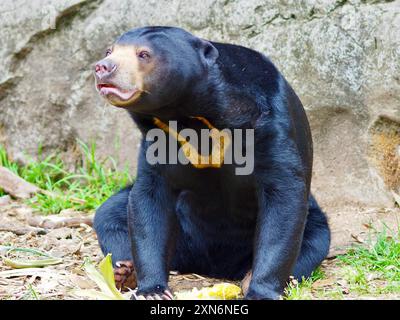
212,42,280,97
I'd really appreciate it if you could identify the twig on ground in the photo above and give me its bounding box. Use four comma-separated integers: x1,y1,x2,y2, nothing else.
391,191,400,207
182,273,207,281
27,215,94,229
0,166,41,199
0,268,65,278
0,195,12,206
0,223,47,235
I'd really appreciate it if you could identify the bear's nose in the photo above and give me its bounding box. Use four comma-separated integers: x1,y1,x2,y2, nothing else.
95,60,116,79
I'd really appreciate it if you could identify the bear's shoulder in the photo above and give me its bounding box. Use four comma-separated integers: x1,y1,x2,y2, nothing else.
211,42,280,95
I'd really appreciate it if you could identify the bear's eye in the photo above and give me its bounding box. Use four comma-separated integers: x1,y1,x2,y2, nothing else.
105,49,112,57
138,51,151,60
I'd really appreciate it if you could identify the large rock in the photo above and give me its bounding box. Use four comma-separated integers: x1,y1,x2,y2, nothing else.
0,0,399,207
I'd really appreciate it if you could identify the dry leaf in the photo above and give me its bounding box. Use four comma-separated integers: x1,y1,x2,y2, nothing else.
312,278,336,289
70,274,95,289
71,254,126,300
351,233,365,244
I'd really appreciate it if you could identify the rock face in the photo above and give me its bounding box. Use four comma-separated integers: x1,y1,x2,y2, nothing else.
0,0,399,207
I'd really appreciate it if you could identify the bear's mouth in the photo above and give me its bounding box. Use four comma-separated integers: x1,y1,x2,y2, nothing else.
97,83,139,101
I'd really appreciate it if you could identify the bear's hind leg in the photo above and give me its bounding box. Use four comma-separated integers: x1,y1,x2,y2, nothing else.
93,186,136,289
292,195,330,280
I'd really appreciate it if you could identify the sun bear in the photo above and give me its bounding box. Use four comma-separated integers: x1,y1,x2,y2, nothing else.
92,26,330,300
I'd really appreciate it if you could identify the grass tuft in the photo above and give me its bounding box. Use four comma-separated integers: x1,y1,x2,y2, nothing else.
337,226,400,294
0,141,133,214
284,267,325,300
285,225,400,299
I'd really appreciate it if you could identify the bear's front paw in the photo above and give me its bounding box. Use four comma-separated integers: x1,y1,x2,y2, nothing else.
244,287,281,300
131,286,174,300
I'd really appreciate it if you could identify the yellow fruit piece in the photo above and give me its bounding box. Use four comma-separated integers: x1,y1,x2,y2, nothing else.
175,283,242,300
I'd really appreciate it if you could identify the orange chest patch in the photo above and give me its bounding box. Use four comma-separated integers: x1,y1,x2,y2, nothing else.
153,117,231,169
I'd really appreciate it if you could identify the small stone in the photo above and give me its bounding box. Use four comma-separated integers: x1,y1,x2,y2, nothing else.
0,195,12,206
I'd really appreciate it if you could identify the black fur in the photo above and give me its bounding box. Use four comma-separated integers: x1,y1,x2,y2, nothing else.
93,26,330,299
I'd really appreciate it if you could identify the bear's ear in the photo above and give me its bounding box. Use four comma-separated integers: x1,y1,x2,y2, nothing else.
199,39,219,66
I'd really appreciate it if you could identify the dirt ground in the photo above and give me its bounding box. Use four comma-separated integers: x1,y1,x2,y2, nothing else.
0,197,399,300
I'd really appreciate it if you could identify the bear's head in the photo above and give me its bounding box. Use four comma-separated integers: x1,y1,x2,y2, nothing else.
94,26,219,112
